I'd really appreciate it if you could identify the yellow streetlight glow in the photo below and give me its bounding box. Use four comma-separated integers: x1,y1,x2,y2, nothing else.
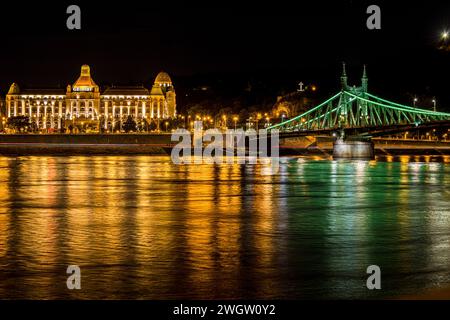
442,31,449,40
233,116,238,130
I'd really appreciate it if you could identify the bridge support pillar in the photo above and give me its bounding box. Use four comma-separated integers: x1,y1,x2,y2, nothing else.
333,138,374,160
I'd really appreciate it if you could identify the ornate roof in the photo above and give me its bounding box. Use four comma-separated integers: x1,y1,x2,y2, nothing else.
8,83,20,94
150,84,164,96
20,88,66,95
154,71,172,86
73,65,97,89
103,86,150,96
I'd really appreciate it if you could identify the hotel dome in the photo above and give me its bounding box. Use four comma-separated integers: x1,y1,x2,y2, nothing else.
154,71,172,87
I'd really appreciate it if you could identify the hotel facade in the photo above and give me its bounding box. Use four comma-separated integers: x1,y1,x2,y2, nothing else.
3,65,176,132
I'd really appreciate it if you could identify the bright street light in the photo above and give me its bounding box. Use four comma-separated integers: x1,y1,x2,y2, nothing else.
233,116,238,130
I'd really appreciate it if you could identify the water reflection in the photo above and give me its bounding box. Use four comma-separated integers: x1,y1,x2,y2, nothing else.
0,155,449,299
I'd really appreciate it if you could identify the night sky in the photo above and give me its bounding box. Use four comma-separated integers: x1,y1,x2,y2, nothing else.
1,0,450,109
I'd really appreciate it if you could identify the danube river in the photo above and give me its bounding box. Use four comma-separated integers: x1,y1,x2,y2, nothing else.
0,155,449,299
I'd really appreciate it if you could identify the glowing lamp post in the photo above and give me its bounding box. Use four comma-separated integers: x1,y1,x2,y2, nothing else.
256,113,262,131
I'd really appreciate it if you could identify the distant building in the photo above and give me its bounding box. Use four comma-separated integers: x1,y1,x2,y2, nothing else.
272,91,318,119
5,65,176,132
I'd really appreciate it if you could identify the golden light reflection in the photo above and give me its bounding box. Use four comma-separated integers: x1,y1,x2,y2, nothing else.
0,155,449,299
0,213,9,258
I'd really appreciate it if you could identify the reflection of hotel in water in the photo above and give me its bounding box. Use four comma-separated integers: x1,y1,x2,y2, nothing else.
2,65,176,131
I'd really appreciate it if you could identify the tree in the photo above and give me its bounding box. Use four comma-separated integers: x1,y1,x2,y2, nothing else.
139,118,150,132
148,119,157,131
123,116,137,133
6,116,30,132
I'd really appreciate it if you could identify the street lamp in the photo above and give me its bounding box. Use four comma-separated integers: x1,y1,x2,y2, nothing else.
256,113,262,131
442,31,449,40
432,98,437,112
233,116,238,130
413,97,418,107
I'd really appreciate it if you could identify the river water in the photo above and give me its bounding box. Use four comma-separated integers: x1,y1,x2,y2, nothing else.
0,155,449,299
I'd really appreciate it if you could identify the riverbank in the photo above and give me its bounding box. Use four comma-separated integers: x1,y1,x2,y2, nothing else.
0,134,173,155
0,134,449,156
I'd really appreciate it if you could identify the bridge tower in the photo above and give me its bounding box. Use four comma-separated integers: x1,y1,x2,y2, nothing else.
335,63,374,159
361,64,368,93
340,62,348,90
359,65,369,124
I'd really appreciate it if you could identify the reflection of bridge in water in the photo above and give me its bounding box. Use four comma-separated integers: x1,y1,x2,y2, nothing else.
267,64,450,159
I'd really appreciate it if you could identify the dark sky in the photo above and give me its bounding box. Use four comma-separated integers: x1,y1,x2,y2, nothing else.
1,0,450,107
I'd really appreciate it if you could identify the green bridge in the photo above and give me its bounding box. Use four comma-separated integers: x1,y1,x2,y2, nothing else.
268,64,450,132
267,64,450,158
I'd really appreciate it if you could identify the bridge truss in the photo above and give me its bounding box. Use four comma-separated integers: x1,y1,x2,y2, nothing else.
267,91,450,132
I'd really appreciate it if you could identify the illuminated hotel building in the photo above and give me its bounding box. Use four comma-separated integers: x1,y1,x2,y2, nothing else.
4,65,176,131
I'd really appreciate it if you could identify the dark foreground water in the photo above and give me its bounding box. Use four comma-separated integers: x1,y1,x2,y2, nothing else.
0,155,449,299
